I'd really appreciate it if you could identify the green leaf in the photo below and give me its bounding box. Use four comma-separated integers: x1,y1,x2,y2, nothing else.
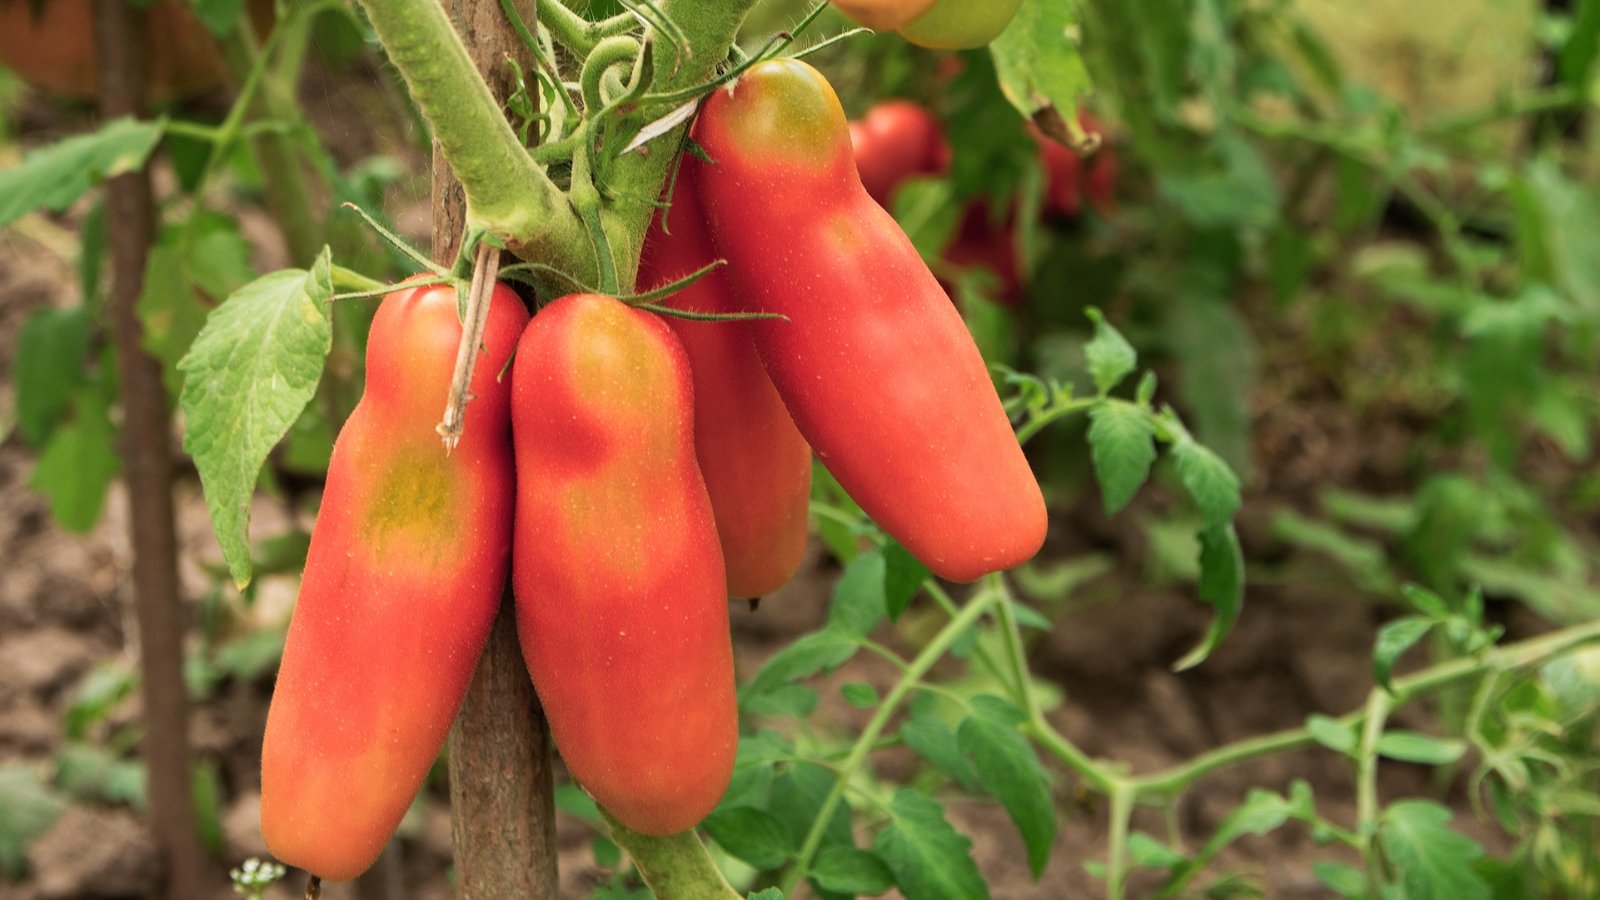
1127,832,1184,869
747,891,785,900
883,541,929,622
0,118,164,227
29,388,120,532
840,682,878,709
180,211,256,299
64,662,137,740
811,846,894,895
990,0,1092,119
137,242,209,399
1378,801,1489,900
900,717,981,792
770,764,853,853
179,259,334,589
1374,616,1434,694
743,630,859,716
873,791,989,900
0,764,66,879
53,744,146,809
703,807,791,870
828,550,888,639
894,178,962,263
1376,732,1466,766
1173,524,1244,671
1083,309,1137,395
190,0,248,36
1313,860,1366,898
13,306,93,445
1172,440,1242,529
958,700,1055,878
1305,714,1357,755
1087,403,1155,516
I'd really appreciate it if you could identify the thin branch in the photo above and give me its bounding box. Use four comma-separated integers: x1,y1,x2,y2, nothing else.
438,241,502,451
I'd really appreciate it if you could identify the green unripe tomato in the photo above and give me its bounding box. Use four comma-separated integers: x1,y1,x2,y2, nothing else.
898,0,1024,49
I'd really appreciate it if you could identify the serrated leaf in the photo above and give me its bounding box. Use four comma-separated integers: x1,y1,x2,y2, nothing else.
874,791,989,900
1306,714,1357,755
1376,732,1466,765
13,307,93,445
1374,616,1433,693
743,684,819,719
770,764,853,853
828,550,887,638
883,541,929,621
958,704,1055,878
953,698,1056,871
0,764,66,879
1087,403,1155,516
1313,860,1366,897
811,846,894,895
0,118,164,227
990,0,1092,119
1083,309,1137,395
1172,440,1241,529
179,259,333,589
1173,524,1244,671
900,718,981,792
744,630,859,712
29,388,120,532
1378,801,1489,900
704,807,791,870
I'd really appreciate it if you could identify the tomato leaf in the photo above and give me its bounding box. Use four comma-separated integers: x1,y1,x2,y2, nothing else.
29,387,120,532
1172,439,1242,529
179,257,334,589
828,550,888,638
704,807,791,870
1378,801,1490,900
0,117,164,227
990,0,1093,121
811,846,894,895
882,540,928,622
0,764,66,879
1376,732,1467,766
12,307,93,446
873,791,989,900
1087,403,1155,516
1305,714,1357,756
900,716,981,792
958,697,1055,878
1173,523,1244,671
1083,308,1137,395
1374,616,1434,694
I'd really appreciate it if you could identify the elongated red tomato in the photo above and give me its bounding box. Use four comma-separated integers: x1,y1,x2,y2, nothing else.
693,59,1047,583
639,161,812,599
260,281,528,881
512,294,736,836
829,0,938,30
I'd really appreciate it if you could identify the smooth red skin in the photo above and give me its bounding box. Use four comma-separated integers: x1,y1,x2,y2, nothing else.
944,201,1023,305
260,282,528,881
639,161,813,599
693,59,1047,583
848,100,951,207
511,294,736,836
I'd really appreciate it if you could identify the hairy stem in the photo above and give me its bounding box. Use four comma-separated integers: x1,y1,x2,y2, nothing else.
603,811,740,899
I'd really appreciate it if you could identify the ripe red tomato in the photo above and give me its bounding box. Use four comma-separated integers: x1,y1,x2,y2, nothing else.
944,202,1023,305
693,59,1047,583
848,99,951,207
638,161,813,600
511,294,737,836
0,0,270,103
261,280,529,881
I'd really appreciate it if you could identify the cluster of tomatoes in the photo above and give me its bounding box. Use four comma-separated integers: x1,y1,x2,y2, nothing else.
850,99,1118,305
258,57,1052,882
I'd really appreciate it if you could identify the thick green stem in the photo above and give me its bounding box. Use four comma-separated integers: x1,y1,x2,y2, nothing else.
780,587,1002,894
1106,785,1135,900
352,0,589,271
602,811,740,900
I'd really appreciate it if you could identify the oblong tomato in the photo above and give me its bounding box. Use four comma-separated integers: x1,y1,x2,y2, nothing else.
260,280,528,881
639,161,812,600
829,0,938,31
692,59,1047,583
511,293,736,836
848,100,950,207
